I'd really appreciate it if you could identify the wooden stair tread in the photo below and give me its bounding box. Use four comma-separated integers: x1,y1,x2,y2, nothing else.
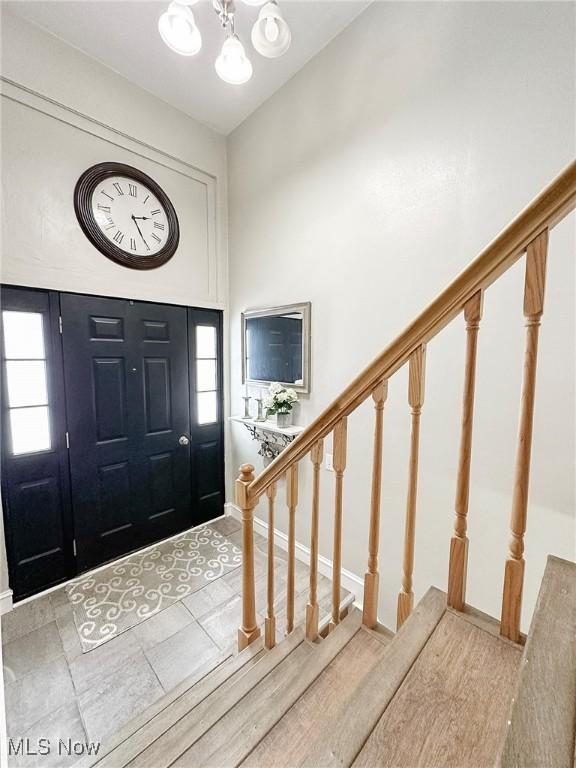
295,586,446,767
126,624,306,768
170,609,363,767
499,555,576,768
354,610,521,768
240,627,388,768
361,623,394,646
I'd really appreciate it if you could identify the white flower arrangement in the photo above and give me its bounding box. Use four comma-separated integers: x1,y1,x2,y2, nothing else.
264,382,298,416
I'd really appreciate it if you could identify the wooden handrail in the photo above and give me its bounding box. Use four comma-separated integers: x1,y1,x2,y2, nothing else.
247,161,576,503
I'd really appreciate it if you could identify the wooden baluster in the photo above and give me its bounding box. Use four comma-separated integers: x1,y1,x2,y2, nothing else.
306,439,324,641
397,345,426,629
286,464,298,634
363,380,388,629
265,482,277,649
447,291,483,611
236,464,261,651
501,230,548,643
330,418,348,631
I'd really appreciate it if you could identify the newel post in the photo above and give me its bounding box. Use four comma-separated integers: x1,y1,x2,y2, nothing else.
236,464,261,651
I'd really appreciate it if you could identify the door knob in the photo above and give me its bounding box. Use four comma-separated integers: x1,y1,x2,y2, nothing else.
179,435,190,446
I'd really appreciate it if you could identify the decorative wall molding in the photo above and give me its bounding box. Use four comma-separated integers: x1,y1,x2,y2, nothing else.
0,589,13,616
225,502,364,608
0,76,220,306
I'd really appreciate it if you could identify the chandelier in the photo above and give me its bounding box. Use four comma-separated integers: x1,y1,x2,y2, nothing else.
158,0,291,85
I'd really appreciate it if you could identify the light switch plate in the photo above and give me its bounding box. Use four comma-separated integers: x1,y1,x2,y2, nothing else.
325,453,334,472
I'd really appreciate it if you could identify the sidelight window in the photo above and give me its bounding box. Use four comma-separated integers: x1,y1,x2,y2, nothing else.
2,311,51,454
195,325,218,425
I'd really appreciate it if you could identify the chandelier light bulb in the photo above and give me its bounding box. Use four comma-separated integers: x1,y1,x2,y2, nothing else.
158,2,202,56
215,34,253,84
251,2,291,59
264,18,279,43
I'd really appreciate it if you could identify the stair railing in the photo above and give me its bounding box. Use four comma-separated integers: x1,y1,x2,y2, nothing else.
236,161,576,651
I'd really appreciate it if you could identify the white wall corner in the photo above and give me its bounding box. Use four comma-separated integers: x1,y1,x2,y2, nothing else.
0,589,13,616
224,502,364,609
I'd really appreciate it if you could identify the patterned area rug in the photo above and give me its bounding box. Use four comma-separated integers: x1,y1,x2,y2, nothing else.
67,524,241,652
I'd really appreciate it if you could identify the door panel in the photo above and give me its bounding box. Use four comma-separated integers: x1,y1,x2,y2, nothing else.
189,309,224,525
93,357,128,440
130,300,191,543
0,287,73,599
61,294,192,571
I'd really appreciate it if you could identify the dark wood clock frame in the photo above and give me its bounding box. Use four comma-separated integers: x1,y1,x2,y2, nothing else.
74,162,180,270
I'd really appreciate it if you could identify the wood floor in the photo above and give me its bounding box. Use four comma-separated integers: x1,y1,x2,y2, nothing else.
81,556,575,768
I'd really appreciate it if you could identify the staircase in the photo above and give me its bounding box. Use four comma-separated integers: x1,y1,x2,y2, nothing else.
82,556,575,768
83,161,576,767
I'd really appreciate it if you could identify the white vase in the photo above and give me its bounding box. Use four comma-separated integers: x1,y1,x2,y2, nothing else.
276,411,292,428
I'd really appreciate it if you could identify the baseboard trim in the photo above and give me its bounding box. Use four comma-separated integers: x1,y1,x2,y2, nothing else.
0,589,13,616
225,502,364,609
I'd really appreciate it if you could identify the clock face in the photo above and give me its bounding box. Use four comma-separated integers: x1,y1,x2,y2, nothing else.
91,176,170,257
74,162,179,270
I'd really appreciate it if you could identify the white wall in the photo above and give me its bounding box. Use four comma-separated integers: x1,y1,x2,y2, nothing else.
1,11,228,307
0,11,230,596
228,1,576,632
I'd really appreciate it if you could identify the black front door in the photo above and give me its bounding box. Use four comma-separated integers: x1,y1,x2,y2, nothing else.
61,294,193,571
2,286,224,597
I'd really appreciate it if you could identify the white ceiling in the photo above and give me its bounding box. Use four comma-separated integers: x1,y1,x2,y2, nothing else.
5,0,369,134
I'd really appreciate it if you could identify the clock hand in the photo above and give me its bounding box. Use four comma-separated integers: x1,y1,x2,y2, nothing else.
132,216,150,220
131,215,150,251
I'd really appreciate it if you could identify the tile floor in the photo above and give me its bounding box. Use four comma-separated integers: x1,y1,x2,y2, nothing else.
2,516,347,767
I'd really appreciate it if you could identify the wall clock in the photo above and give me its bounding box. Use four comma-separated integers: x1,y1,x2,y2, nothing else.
74,162,180,270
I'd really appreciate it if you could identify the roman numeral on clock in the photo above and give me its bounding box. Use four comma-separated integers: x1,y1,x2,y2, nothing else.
150,209,161,216
143,195,150,205
113,230,124,244
128,184,137,198
130,238,137,251
113,182,124,196
97,204,111,213
101,190,114,201
151,233,161,244
153,222,165,230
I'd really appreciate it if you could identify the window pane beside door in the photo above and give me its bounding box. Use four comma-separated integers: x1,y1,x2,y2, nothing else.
2,311,52,454
197,391,217,425
195,325,218,425
6,361,49,408
2,311,46,359
196,326,216,358
10,407,51,455
196,359,216,392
